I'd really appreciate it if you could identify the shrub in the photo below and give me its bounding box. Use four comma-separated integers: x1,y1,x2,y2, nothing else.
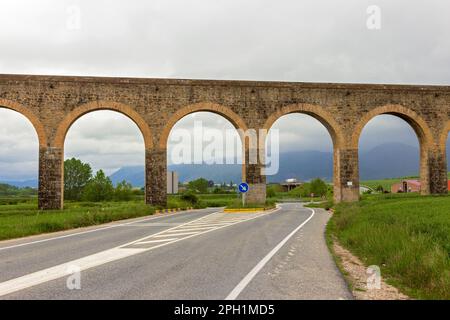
187,178,209,193
180,191,199,205
266,186,276,198
114,180,133,201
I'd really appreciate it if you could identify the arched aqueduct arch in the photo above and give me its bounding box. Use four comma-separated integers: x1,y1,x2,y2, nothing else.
54,100,153,149
350,104,434,149
351,104,438,196
263,104,351,202
0,98,48,147
159,102,250,185
158,102,249,149
0,74,448,209
262,103,345,148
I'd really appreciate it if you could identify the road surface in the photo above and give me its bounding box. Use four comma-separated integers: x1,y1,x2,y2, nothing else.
0,203,352,300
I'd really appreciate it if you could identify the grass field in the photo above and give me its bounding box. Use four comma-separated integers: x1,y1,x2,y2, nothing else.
361,172,450,191
360,178,405,191
170,193,237,208
0,193,238,241
0,200,156,241
327,193,450,299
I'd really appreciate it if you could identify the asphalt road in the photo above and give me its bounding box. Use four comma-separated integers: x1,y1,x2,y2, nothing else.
0,203,352,300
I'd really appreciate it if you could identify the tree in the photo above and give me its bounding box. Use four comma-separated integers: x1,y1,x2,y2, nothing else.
187,178,209,193
310,178,328,197
114,180,133,201
64,158,92,200
81,170,114,202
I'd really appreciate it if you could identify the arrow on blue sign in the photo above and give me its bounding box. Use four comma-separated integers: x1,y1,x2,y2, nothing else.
238,182,249,193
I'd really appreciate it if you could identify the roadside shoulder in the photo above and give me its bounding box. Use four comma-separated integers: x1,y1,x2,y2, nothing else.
329,236,410,300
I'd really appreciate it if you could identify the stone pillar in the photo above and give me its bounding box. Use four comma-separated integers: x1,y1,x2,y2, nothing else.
334,148,360,202
38,147,63,210
145,148,167,207
243,163,266,205
422,146,448,195
243,137,266,205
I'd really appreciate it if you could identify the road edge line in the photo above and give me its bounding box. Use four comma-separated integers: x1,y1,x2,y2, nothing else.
225,207,315,300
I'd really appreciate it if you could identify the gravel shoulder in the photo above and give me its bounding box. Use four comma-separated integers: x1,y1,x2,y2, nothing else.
331,240,410,300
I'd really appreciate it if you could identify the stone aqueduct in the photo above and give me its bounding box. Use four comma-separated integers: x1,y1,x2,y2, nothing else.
0,74,449,210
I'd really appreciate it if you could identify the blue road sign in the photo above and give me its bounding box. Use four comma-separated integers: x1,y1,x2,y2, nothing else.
238,182,249,193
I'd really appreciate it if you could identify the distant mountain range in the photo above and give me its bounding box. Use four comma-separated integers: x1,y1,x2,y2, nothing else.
2,143,449,188
110,143,446,186
0,179,38,188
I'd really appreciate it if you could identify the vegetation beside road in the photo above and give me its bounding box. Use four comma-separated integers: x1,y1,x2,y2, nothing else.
0,200,155,241
0,193,237,241
225,198,276,210
360,172,450,192
327,193,450,300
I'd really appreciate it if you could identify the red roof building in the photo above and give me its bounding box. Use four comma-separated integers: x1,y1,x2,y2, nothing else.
391,180,421,193
391,179,450,193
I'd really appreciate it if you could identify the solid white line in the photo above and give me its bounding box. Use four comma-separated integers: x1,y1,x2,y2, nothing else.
0,248,145,297
0,211,193,249
0,212,221,297
225,207,315,300
0,207,281,297
0,209,210,251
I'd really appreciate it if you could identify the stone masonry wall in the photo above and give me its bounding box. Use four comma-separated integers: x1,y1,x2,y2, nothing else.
0,74,448,209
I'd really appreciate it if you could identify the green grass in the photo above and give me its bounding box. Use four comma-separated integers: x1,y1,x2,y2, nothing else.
169,193,237,208
327,193,450,299
361,173,450,191
0,200,157,241
360,178,401,191
0,193,240,241
225,198,276,209
305,199,334,210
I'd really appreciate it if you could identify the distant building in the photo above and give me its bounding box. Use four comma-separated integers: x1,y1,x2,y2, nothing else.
391,179,421,193
281,178,302,192
167,171,179,194
390,179,450,193
359,185,373,194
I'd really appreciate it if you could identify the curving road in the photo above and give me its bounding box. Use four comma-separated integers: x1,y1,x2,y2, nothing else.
0,203,352,300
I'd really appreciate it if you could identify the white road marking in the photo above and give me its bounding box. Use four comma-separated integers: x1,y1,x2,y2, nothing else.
172,226,216,232
123,222,183,227
137,239,179,244
0,248,145,297
225,207,315,300
0,207,281,297
153,231,199,237
0,212,219,297
0,209,210,251
186,222,231,227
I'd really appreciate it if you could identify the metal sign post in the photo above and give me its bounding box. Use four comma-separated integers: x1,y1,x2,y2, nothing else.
238,182,249,207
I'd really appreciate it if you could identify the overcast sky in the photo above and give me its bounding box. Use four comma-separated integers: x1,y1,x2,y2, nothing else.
0,0,449,180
